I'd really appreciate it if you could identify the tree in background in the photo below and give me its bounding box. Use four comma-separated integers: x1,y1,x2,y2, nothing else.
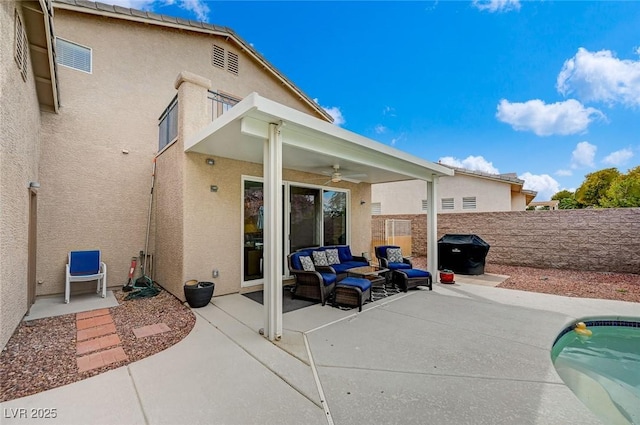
575,168,621,207
600,166,640,207
551,189,581,209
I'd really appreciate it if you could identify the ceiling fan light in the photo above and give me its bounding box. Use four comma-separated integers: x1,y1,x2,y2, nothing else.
331,173,341,183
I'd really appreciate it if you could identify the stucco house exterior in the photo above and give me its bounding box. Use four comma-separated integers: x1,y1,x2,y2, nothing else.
371,165,537,215
1,0,454,346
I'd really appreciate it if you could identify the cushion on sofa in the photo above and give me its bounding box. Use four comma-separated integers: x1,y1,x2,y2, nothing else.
335,246,354,262
299,256,315,271
331,261,369,274
325,249,340,265
312,251,329,266
320,272,337,286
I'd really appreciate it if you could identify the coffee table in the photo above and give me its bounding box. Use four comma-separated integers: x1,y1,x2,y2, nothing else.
347,265,389,287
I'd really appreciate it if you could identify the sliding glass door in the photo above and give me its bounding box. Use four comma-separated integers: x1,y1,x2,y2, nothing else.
242,178,349,285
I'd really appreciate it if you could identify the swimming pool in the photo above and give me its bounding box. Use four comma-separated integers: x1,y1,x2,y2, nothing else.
551,318,640,425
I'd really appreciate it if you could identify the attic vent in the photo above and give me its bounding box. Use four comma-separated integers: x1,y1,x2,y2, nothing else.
441,198,454,210
462,196,477,210
371,202,381,215
14,10,28,81
212,44,225,68
227,51,239,75
421,199,428,211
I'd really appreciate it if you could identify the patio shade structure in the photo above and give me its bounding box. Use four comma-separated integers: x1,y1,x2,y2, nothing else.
186,92,453,341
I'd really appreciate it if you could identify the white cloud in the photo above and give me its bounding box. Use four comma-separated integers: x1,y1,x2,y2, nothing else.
323,106,345,126
383,106,396,117
635,46,640,56
571,141,596,169
314,98,345,126
374,125,387,134
557,47,640,107
473,0,520,13
556,169,573,177
180,0,210,21
439,155,500,174
519,172,560,200
496,99,603,136
603,148,634,166
108,0,209,21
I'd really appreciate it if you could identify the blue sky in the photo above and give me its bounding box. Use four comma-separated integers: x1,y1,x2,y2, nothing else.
113,0,639,200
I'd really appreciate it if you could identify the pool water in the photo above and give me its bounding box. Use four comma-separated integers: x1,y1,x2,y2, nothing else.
552,322,640,425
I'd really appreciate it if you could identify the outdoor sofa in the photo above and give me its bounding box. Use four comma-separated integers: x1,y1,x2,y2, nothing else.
287,245,369,305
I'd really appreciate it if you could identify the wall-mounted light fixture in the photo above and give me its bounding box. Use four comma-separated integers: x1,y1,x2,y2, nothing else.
29,182,40,189
360,200,366,205
206,158,215,166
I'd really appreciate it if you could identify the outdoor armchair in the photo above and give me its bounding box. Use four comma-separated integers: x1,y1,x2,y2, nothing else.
287,252,337,306
374,245,413,271
65,250,107,303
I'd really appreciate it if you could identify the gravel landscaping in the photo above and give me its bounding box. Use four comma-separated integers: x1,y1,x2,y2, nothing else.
1,263,638,402
0,288,195,402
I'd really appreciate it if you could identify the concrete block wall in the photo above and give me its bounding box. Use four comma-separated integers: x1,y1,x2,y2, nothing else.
373,208,640,274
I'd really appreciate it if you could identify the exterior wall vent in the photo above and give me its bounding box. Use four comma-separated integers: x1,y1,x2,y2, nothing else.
212,44,225,68
421,199,428,211
371,202,382,215
227,51,239,75
463,196,477,210
441,198,454,210
14,10,28,81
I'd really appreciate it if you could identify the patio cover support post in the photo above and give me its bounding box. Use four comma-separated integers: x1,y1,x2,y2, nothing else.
263,121,284,341
426,176,439,275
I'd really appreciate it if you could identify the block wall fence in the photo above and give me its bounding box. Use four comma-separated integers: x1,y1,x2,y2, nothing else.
372,208,640,274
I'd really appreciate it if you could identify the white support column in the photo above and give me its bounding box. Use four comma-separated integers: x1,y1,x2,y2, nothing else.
263,122,283,341
426,176,439,275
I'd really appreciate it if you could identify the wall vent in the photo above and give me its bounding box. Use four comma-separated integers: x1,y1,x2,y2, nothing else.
212,44,225,68
227,51,239,75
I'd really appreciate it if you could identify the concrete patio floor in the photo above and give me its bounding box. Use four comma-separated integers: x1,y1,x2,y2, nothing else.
2,276,639,424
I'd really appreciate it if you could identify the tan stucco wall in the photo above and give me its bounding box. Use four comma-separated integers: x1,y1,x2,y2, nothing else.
0,2,42,348
36,8,326,297
176,154,372,299
372,175,517,214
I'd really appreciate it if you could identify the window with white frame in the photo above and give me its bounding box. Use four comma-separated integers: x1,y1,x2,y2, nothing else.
56,38,92,73
441,198,454,210
14,10,28,81
462,196,477,210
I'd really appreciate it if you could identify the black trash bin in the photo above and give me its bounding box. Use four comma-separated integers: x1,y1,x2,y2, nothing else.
438,234,490,275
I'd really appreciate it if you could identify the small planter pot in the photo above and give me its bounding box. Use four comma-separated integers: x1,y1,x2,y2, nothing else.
184,281,215,308
439,271,455,284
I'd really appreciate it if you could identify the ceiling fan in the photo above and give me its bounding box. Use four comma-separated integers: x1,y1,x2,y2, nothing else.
321,164,367,184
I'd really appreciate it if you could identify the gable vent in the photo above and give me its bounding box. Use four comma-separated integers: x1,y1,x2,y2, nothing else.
212,44,224,68
421,199,428,211
227,51,239,75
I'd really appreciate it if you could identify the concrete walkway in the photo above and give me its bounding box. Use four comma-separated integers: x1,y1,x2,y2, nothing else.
2,277,639,424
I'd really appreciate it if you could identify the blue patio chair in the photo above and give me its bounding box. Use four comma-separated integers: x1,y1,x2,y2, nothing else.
65,250,107,303
374,245,413,271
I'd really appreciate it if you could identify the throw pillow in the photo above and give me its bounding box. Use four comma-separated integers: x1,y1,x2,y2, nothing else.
387,248,403,263
299,256,315,271
325,249,340,265
312,250,329,266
